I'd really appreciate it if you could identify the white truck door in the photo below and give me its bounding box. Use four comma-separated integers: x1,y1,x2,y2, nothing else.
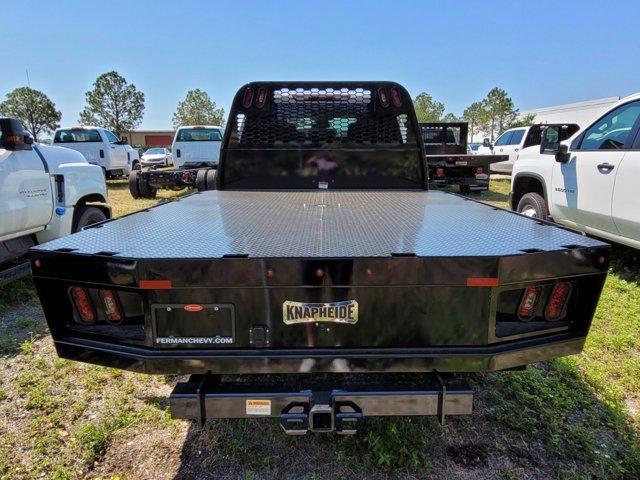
552,100,640,234
104,130,127,169
505,129,526,163
491,130,513,172
0,147,53,238
612,151,640,243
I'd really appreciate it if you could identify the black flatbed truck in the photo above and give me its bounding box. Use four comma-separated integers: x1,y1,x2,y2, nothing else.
30,82,609,435
421,122,507,193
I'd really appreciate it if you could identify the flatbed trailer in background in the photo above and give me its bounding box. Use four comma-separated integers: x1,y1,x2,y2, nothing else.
421,122,507,193
31,81,609,435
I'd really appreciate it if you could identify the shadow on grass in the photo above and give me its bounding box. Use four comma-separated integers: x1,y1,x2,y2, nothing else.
139,364,639,479
105,178,131,191
609,245,640,286
170,414,442,480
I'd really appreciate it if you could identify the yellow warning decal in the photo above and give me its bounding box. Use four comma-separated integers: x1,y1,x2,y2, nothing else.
246,399,271,416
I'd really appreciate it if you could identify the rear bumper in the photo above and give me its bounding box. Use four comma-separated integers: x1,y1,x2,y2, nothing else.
170,372,473,433
53,334,586,375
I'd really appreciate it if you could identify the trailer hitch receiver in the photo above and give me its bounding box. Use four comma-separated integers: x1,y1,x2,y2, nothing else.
280,399,363,435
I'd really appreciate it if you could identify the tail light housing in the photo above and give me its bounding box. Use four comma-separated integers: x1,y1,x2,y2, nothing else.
176,149,181,158
255,87,267,108
70,287,96,324
243,87,254,108
436,168,444,177
99,289,123,325
476,167,484,175
390,87,402,107
99,149,104,159
378,89,390,108
517,286,542,321
545,282,572,321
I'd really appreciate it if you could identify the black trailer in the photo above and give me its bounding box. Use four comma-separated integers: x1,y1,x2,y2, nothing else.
421,122,507,193
30,81,609,434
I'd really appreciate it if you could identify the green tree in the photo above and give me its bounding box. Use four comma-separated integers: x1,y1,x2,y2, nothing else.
413,92,445,123
79,71,145,136
462,101,487,143
0,87,61,142
508,113,536,129
480,87,518,139
172,89,225,129
441,112,459,123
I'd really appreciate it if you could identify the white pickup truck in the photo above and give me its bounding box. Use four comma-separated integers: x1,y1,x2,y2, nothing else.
53,126,140,178
172,125,223,168
510,94,640,250
1,118,111,284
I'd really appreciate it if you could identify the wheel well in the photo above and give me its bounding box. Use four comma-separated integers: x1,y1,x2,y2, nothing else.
512,175,545,210
73,194,112,229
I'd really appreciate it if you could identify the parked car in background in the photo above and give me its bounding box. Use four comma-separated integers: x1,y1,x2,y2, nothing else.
511,93,640,250
53,126,134,178
172,125,223,168
141,147,172,168
0,118,110,284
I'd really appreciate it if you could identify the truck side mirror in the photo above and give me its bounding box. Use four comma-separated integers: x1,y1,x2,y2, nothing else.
539,126,569,162
555,144,570,163
0,118,33,150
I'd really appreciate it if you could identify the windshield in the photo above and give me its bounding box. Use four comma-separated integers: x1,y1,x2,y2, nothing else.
145,148,165,154
176,128,222,142
54,129,101,143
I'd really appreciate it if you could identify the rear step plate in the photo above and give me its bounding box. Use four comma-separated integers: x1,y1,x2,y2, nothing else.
170,373,473,434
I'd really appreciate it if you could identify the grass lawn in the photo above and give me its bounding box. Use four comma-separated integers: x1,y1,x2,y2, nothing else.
0,179,638,479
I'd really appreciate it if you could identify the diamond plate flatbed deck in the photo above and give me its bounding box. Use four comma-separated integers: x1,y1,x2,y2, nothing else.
32,190,606,259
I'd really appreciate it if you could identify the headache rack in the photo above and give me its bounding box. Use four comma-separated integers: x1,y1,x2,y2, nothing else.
218,81,428,190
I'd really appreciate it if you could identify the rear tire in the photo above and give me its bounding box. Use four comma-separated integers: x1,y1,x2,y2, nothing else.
128,171,141,199
73,206,107,232
196,169,217,192
517,192,549,220
138,176,157,199
132,161,141,171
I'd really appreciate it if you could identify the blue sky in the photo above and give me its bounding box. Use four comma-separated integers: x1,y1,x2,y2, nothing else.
1,0,639,130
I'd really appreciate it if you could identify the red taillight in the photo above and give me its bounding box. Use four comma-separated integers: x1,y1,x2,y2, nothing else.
518,286,543,321
476,167,484,175
70,287,96,324
99,289,123,325
242,87,254,108
436,168,444,177
390,87,402,107
255,87,267,108
184,304,204,312
378,89,390,108
545,282,572,321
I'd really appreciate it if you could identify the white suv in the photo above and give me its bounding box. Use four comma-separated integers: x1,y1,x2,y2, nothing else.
510,94,640,250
